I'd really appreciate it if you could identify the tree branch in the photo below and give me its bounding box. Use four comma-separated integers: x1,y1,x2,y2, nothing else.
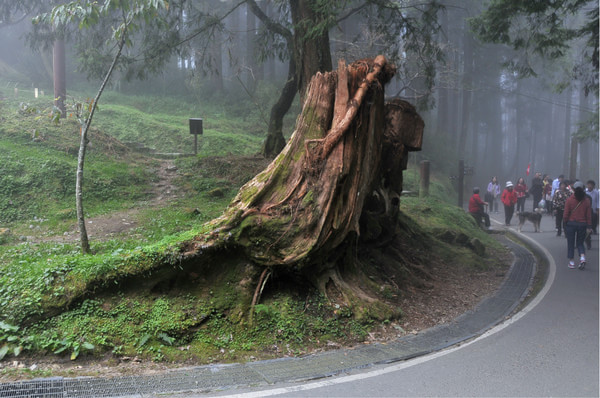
245,0,293,43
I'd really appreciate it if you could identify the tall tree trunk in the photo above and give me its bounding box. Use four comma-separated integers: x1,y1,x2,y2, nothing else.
290,0,333,99
576,86,587,178
210,29,224,92
53,37,66,117
436,7,449,143
549,101,560,172
245,3,258,91
457,26,473,159
569,137,578,181
563,89,572,174
488,90,504,177
513,90,525,178
264,1,276,79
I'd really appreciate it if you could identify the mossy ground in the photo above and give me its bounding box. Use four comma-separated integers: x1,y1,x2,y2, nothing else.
0,89,508,379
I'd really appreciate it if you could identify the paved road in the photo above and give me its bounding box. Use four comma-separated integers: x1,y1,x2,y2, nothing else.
210,212,599,397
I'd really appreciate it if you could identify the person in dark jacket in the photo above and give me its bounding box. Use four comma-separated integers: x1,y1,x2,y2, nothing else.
552,181,571,236
469,187,490,228
530,172,544,212
563,181,592,269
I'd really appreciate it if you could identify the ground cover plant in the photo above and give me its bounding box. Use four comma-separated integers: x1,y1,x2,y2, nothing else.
0,84,507,380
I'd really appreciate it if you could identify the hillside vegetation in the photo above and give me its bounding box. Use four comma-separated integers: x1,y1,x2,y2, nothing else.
0,87,505,378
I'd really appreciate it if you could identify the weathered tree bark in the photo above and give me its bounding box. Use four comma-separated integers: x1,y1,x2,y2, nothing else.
184,56,424,313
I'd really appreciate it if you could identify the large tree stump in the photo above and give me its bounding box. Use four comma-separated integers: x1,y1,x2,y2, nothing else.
184,56,424,311
26,56,426,326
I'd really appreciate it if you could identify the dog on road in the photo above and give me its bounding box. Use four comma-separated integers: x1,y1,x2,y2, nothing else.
517,208,543,232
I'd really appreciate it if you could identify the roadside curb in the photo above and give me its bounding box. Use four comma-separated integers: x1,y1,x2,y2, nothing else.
0,233,548,398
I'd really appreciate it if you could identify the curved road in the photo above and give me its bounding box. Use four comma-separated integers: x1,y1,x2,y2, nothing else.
210,212,599,397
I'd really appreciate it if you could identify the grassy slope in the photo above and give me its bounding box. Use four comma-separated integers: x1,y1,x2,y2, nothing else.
0,89,504,373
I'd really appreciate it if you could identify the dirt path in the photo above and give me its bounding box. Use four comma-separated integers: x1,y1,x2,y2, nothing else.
32,159,179,244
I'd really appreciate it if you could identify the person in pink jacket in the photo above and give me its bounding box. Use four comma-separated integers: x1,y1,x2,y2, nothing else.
501,181,518,226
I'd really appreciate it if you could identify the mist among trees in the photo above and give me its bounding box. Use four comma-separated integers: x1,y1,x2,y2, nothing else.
1,0,598,189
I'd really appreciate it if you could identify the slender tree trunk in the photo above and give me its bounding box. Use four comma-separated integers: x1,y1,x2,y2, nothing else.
569,137,578,181
246,4,258,90
53,37,66,117
264,2,276,79
436,7,449,142
488,91,503,177
262,60,297,157
457,27,472,158
549,101,559,169
563,90,572,174
513,91,525,177
470,106,479,170
576,86,587,178
76,29,127,254
211,29,224,91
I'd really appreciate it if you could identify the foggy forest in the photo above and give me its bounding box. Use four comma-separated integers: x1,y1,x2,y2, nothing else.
1,0,597,186
0,0,598,383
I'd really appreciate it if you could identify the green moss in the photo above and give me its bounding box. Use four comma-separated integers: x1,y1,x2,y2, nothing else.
301,190,315,206
400,196,500,250
238,185,259,205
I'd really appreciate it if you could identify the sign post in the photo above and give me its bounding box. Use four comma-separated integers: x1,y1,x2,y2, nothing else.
189,118,203,155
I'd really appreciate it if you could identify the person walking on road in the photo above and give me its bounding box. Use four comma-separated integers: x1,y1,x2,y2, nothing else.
486,176,500,213
530,172,544,211
515,177,528,213
551,174,564,197
501,181,518,226
543,175,553,214
552,181,571,237
563,181,592,270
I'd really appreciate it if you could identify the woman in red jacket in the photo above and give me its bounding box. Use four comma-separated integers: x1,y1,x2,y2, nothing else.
514,177,528,213
501,181,518,226
563,181,592,269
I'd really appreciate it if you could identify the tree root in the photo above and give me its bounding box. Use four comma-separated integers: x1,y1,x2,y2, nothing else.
249,267,272,324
